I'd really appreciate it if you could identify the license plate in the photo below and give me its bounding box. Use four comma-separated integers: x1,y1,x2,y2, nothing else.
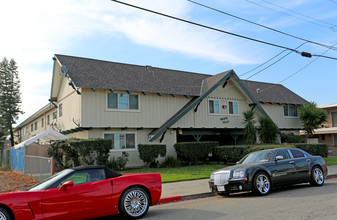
217,185,225,192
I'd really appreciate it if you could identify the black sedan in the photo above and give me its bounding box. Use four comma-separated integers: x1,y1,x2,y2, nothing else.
209,148,328,196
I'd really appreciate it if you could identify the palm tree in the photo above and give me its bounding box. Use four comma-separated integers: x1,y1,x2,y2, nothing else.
243,110,257,144
300,102,327,136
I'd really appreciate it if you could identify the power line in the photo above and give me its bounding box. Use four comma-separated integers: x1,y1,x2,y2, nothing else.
261,0,335,28
239,50,287,77
110,0,296,52
110,0,337,61
245,0,336,31
188,0,337,51
245,43,307,80
260,42,337,93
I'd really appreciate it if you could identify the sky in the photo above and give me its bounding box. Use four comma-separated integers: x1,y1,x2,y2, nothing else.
0,0,336,125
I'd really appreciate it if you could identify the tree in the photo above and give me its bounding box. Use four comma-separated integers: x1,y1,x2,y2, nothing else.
243,110,257,144
0,116,6,149
0,58,23,147
299,102,327,136
259,115,279,144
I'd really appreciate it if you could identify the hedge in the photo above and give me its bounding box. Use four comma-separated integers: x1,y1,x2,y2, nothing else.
214,145,251,163
213,143,328,164
138,144,167,167
48,138,112,168
243,144,295,155
174,141,218,164
294,143,328,157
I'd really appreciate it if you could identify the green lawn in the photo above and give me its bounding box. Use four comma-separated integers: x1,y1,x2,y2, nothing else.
121,157,337,183
323,157,337,166
121,164,227,183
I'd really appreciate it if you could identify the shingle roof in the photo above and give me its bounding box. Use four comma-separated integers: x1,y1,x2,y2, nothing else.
55,54,307,105
55,54,208,97
241,80,307,105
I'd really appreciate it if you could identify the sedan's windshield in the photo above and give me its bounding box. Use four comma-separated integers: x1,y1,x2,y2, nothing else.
237,151,273,164
26,169,72,191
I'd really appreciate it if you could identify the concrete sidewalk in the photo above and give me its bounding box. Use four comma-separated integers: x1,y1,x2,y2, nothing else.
158,165,337,204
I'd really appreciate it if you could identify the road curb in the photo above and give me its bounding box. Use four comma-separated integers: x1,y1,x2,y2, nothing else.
158,192,216,205
327,174,337,179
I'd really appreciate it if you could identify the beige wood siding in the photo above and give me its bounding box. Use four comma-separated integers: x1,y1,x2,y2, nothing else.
81,88,191,128
175,80,260,128
88,128,177,168
261,104,303,129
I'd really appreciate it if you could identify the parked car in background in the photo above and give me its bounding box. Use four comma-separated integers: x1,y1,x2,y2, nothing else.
209,148,327,196
0,165,161,220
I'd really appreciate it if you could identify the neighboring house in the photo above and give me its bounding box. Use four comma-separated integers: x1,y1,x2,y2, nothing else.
303,103,337,147
14,55,307,167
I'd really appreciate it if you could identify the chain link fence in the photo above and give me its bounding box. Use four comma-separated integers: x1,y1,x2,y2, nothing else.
24,155,54,181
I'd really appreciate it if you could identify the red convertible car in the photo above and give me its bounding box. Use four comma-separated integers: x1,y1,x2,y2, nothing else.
0,165,162,220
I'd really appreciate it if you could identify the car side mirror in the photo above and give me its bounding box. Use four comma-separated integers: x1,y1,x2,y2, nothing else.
59,180,74,191
275,156,284,161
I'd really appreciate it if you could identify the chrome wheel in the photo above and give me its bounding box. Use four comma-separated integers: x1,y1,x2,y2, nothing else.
0,212,7,220
311,166,324,186
120,187,149,219
254,173,271,195
0,208,9,220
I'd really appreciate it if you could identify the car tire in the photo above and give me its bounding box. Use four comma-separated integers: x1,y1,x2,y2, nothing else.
310,166,324,186
0,207,11,220
253,172,271,196
119,187,150,219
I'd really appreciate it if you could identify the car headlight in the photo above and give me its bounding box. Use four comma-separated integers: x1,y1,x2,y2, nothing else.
210,173,214,181
233,169,246,179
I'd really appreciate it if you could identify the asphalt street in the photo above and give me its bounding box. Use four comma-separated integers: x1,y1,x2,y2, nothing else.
144,178,337,220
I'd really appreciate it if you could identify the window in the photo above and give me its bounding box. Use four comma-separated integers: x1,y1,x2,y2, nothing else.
59,104,63,117
290,149,305,158
104,133,136,150
228,101,238,115
209,100,219,114
332,112,337,127
41,118,44,127
284,105,298,117
34,122,37,130
275,149,291,160
107,93,139,110
53,112,57,119
31,124,33,132
47,115,50,125
57,169,106,187
26,127,28,133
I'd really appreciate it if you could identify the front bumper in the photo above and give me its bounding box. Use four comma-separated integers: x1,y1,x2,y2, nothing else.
209,179,251,194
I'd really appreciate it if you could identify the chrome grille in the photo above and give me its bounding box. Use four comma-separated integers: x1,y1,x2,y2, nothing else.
214,171,230,185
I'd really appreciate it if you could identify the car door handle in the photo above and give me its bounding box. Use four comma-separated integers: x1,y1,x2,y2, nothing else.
306,159,311,162
289,161,295,164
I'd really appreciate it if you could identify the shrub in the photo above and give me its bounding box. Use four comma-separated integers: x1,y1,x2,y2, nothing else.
243,110,257,144
259,115,279,144
174,142,218,165
214,145,251,164
244,144,294,155
138,144,166,167
48,138,112,168
161,156,181,168
281,133,304,143
106,152,129,171
295,143,328,157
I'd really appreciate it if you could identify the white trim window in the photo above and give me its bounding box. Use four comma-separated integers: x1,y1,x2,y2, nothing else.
228,101,239,115
284,105,298,117
209,99,220,114
107,93,139,110
59,103,63,118
104,132,136,150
